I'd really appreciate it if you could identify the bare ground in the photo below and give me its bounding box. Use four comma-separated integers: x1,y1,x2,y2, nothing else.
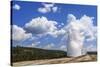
12,54,97,66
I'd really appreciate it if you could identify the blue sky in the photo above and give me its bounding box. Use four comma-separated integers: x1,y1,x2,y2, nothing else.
11,1,97,51
12,1,97,27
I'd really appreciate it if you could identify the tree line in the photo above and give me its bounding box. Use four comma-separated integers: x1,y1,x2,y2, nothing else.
11,46,67,62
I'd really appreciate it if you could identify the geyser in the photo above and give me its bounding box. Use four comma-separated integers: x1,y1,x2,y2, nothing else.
67,14,86,57
67,22,85,57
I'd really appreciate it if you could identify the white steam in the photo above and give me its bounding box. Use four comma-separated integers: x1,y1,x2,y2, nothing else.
65,14,96,57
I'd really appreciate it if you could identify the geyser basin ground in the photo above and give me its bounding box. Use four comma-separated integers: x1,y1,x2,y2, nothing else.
13,52,97,66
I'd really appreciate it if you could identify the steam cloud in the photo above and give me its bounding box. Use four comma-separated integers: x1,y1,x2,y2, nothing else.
64,14,97,57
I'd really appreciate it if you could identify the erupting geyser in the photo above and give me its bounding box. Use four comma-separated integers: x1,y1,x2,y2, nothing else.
66,14,87,57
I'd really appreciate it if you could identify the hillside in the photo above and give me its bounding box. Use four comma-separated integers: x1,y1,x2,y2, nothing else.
11,46,67,62
11,46,97,66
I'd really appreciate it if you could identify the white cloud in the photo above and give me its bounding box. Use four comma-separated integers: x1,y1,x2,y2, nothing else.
60,45,67,51
38,3,58,13
43,3,54,8
44,43,54,49
52,6,58,13
86,44,97,52
79,15,97,42
13,4,21,10
56,29,66,35
61,23,64,26
67,14,76,23
58,23,64,28
48,29,66,38
31,43,37,47
25,16,57,35
25,41,41,48
25,16,66,38
12,25,32,41
38,8,50,13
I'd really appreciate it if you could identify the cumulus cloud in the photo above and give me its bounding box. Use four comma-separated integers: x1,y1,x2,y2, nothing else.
24,16,67,38
38,3,58,13
58,23,64,28
78,15,97,42
13,4,21,10
12,25,32,41
48,29,66,38
24,16,57,35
